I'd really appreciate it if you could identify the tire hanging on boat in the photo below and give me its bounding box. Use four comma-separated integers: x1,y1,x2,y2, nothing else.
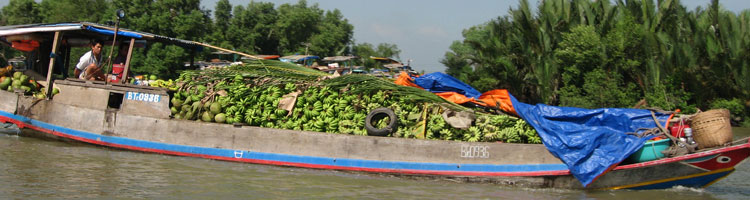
365,107,398,136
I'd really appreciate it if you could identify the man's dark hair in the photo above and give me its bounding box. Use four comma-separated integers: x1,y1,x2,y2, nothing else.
90,39,103,46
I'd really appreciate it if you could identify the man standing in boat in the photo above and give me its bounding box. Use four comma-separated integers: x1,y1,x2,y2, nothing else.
74,40,106,80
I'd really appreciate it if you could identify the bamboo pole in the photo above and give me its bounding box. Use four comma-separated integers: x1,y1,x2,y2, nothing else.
45,31,61,99
120,38,135,84
193,42,262,60
104,21,120,84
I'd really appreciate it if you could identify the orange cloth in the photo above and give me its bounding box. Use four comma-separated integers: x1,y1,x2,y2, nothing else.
11,40,39,52
435,92,479,105
435,90,516,115
394,71,422,88
393,72,517,115
478,89,516,115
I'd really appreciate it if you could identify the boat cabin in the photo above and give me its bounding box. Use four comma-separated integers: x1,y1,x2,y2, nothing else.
279,55,319,67
319,55,359,74
369,56,416,78
0,22,205,119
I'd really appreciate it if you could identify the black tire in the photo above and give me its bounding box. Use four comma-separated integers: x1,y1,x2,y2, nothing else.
365,107,398,136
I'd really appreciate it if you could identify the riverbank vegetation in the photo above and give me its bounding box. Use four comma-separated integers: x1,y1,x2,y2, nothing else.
442,0,750,126
0,0,401,78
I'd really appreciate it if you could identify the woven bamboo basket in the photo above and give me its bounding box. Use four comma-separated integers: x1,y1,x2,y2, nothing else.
691,109,733,149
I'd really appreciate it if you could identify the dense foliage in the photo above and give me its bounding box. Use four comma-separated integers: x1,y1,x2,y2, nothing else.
0,0,401,78
442,0,750,125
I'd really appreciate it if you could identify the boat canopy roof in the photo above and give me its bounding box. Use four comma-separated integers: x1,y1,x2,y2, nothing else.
370,56,401,64
322,56,357,62
279,55,319,62
242,55,280,60
0,22,202,51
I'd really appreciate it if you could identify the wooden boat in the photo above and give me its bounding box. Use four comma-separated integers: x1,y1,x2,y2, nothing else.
1,22,749,190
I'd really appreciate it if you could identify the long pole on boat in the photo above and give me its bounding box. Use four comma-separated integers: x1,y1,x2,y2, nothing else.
45,31,61,99
104,19,120,84
120,38,135,84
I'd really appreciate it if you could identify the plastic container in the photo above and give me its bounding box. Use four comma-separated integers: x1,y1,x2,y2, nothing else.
108,64,124,83
627,139,671,163
669,123,690,138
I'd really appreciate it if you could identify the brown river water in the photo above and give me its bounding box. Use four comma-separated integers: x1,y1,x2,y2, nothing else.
1,127,749,199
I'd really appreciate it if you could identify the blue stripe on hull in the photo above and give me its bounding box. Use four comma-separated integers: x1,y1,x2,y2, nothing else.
0,111,568,173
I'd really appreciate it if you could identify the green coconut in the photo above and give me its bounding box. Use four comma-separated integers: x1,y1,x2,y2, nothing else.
181,104,191,112
203,100,212,110
19,85,31,93
209,102,222,115
11,79,22,88
13,71,22,79
19,75,29,83
201,111,214,122
171,97,183,108
184,111,195,120
214,113,226,123
0,78,10,90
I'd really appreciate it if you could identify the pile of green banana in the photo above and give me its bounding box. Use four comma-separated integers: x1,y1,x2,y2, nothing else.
149,79,178,91
167,60,541,144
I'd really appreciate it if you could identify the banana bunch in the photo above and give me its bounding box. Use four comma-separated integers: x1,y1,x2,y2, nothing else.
0,65,13,77
149,79,178,91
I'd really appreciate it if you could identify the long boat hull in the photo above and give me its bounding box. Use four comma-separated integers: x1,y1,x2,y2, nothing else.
1,81,749,190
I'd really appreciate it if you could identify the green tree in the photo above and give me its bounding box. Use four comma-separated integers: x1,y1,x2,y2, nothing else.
308,9,353,56
107,0,210,78
375,43,401,59
214,0,232,31
352,42,376,68
275,0,322,55
207,0,232,49
443,0,749,116
2,0,42,25
40,0,109,23
226,1,279,54
352,42,401,69
441,40,474,84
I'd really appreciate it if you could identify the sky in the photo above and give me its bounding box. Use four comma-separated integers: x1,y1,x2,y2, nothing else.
1,0,749,73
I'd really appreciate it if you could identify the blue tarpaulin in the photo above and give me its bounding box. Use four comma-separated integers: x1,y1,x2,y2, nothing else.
509,95,669,186
412,72,482,99
86,26,143,39
410,72,671,186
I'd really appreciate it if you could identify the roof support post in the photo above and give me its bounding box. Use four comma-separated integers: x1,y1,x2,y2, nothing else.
120,38,135,84
45,31,61,99
190,49,195,68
